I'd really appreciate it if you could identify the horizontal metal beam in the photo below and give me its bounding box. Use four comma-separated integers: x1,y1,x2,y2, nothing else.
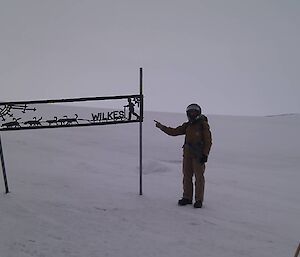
0,94,141,106
0,119,141,132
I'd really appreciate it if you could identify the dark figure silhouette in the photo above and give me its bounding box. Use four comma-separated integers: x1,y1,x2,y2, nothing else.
125,98,139,120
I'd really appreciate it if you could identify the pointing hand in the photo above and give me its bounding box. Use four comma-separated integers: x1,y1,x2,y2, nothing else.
154,120,164,130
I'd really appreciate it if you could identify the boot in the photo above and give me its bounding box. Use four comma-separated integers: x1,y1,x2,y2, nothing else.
178,198,192,206
193,201,202,208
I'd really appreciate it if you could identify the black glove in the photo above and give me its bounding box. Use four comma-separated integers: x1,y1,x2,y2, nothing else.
200,155,208,164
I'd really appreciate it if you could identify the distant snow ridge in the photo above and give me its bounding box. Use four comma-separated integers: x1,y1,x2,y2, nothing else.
265,113,300,117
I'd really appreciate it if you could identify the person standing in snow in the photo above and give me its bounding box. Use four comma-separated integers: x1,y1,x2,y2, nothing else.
155,104,212,208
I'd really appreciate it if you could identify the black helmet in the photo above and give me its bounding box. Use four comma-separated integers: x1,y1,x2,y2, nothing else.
186,103,201,122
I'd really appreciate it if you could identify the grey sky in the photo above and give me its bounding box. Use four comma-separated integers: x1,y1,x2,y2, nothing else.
1,0,299,116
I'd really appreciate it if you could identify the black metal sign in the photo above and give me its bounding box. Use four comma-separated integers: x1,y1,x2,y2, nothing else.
0,68,144,195
0,94,143,131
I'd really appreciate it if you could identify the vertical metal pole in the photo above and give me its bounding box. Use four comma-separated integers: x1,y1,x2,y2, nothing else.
139,67,143,195
0,134,9,194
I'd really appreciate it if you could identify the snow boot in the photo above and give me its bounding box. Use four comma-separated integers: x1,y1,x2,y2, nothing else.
193,201,202,208
178,198,192,206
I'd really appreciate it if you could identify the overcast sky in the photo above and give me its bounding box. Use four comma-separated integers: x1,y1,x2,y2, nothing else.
1,0,299,116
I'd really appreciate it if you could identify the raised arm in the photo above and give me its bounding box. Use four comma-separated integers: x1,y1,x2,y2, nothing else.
155,120,187,136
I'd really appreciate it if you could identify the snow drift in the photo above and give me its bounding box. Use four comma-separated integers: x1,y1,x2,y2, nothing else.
0,109,299,257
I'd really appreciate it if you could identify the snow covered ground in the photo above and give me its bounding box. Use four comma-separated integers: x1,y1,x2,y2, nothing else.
0,108,299,257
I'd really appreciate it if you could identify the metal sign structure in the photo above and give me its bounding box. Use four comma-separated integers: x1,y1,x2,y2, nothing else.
0,68,144,195
0,95,142,131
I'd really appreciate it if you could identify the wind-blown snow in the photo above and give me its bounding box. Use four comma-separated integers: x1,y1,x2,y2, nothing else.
0,109,299,257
